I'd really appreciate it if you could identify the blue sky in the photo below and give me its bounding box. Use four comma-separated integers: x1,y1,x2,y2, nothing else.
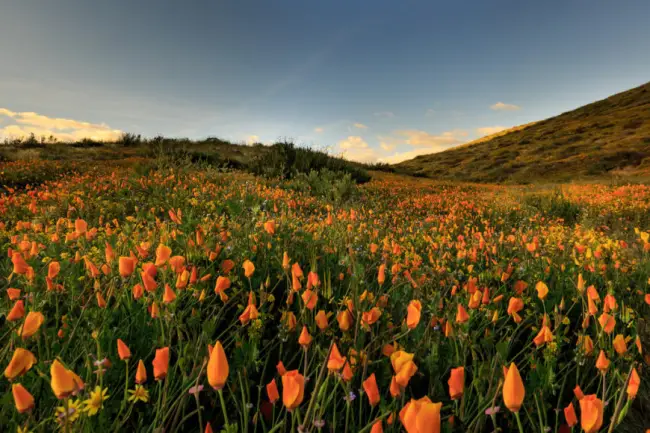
1,0,649,162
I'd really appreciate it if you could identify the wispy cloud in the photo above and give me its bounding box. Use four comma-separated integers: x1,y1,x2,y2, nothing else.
314,127,324,133
424,109,436,117
353,123,368,129
490,102,521,111
0,108,123,141
373,111,394,118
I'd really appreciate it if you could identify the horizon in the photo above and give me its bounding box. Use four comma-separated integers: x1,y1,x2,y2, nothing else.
1,0,649,163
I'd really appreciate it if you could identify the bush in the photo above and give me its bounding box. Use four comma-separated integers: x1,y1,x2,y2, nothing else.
287,168,359,203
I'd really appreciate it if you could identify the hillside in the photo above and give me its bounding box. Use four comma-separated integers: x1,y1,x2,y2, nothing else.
396,82,650,183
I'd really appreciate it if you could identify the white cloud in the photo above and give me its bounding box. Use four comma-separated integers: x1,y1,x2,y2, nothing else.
375,129,468,164
337,136,378,163
490,102,521,111
373,111,394,118
476,125,508,136
353,123,368,129
314,127,324,133
0,108,123,141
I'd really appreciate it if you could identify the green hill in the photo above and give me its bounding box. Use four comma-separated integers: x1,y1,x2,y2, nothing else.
396,81,650,183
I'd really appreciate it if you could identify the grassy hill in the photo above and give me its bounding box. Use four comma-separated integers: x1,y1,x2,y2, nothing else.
396,81,650,183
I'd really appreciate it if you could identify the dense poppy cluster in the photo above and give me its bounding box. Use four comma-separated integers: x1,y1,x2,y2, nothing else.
1,162,649,432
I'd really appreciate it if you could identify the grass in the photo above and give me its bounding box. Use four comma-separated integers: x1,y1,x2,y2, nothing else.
396,81,650,183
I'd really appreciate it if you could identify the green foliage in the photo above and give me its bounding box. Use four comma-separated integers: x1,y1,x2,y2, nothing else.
287,168,359,203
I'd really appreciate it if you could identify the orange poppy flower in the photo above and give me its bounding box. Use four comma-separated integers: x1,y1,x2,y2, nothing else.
363,373,380,407
598,313,615,334
50,360,80,399
152,347,170,380
48,261,61,279
391,351,418,387
627,368,640,398
315,310,329,330
455,304,469,324
207,341,229,390
378,264,386,285
242,260,255,278
7,300,25,322
503,362,525,412
155,244,172,267
298,326,312,348
12,383,34,413
595,350,609,373
564,402,577,427
328,343,347,372
135,360,147,384
163,284,176,303
281,370,305,410
362,307,382,327
337,310,353,331
406,300,422,329
535,281,549,300
266,378,279,403
302,289,318,310
4,348,37,380
448,367,464,400
118,257,135,277
20,311,44,339
399,396,442,433
579,394,603,433
117,339,131,360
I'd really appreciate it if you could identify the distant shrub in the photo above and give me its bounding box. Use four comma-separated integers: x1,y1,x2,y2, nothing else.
523,190,582,225
249,141,371,183
288,168,359,203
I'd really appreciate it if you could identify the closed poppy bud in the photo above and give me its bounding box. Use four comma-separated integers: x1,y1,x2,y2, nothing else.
20,311,44,339
7,300,25,322
535,281,549,300
50,360,77,399
152,347,169,380
595,350,609,373
276,361,287,376
370,420,383,433
399,396,442,433
363,373,380,407
579,394,604,433
627,368,641,398
298,326,312,348
378,264,386,285
406,300,422,329
613,334,627,355
4,348,37,380
328,343,347,372
119,257,135,277
207,341,228,390
266,378,279,403
315,310,329,330
12,383,34,413
7,288,21,300
264,220,276,235
243,260,255,278
282,252,290,270
163,284,176,303
456,304,469,323
563,402,577,427
573,385,584,400
503,362,525,412
302,289,318,310
48,261,61,279
448,367,464,400
337,310,352,331
135,360,147,384
282,370,305,410
598,313,615,334
117,339,131,360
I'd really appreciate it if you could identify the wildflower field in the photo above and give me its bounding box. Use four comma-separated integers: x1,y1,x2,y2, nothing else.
2,158,650,433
